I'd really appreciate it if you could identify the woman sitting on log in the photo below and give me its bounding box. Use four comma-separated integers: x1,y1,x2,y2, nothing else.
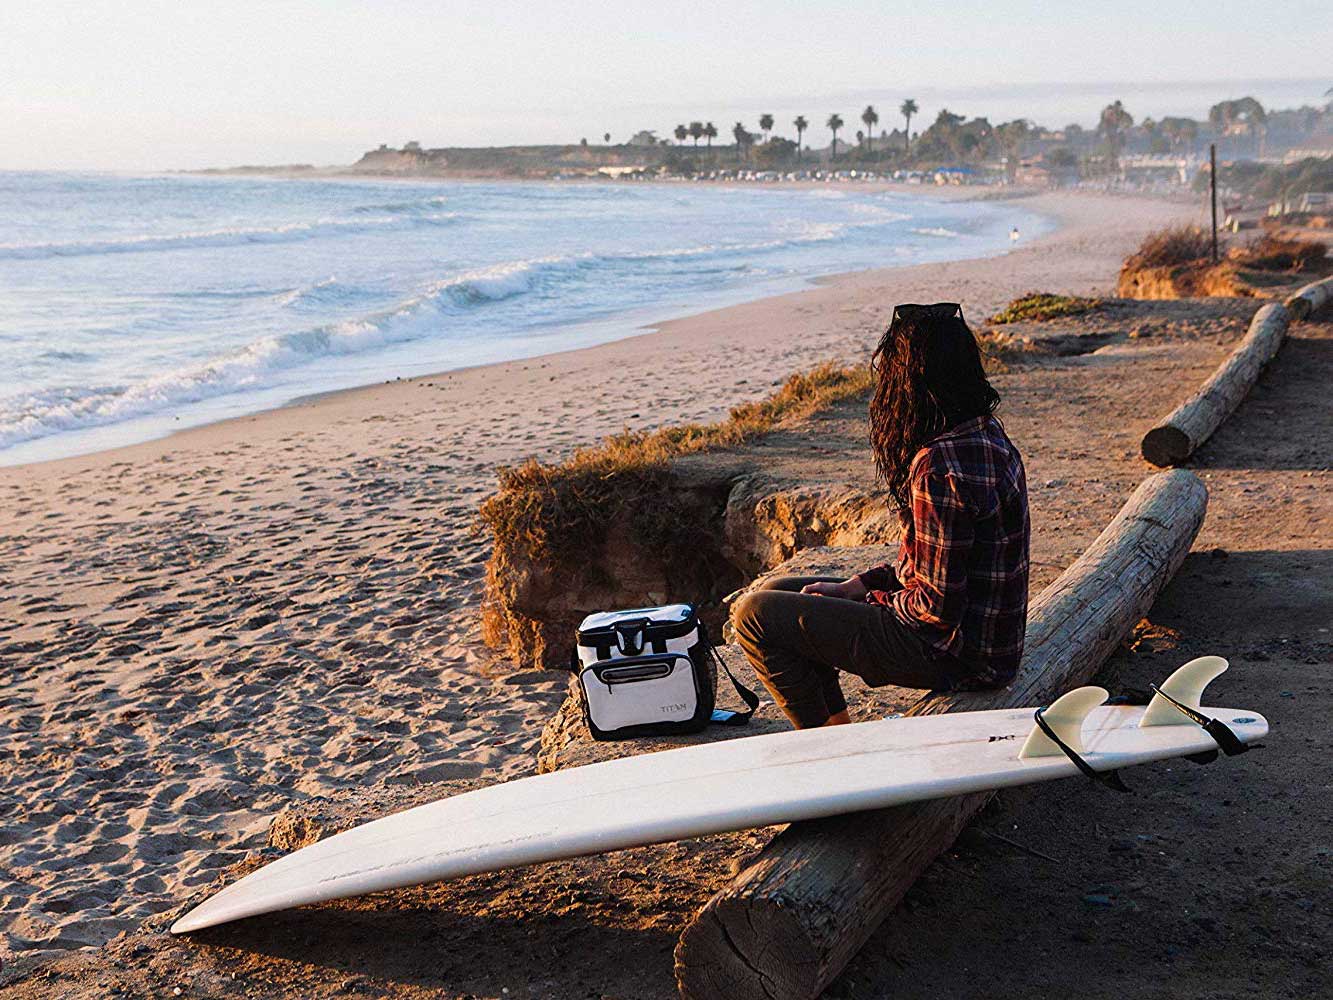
732,303,1030,728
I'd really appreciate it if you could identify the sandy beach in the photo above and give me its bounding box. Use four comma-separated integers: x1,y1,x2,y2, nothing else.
11,185,1328,997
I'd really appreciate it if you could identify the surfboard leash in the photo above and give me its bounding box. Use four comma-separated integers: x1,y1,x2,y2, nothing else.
1033,687,1261,793
1031,706,1133,793
1146,684,1262,758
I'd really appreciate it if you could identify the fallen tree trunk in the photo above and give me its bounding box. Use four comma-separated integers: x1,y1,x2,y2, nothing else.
674,468,1208,1000
1141,302,1289,467
1284,274,1333,321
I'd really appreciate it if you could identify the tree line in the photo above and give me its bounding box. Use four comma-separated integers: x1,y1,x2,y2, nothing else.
652,94,1309,171
670,100,921,164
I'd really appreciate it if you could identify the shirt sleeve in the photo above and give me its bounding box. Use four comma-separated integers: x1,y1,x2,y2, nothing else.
856,563,897,595
890,468,975,635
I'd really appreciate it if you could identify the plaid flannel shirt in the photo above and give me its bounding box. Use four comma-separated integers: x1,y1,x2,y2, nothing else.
858,415,1030,686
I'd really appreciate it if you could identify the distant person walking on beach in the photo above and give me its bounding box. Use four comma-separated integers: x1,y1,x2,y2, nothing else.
732,303,1030,729
1010,226,1020,245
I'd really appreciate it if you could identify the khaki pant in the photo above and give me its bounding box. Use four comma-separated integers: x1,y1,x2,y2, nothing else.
730,575,957,729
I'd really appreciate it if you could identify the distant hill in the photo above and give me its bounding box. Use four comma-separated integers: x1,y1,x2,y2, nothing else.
349,143,672,178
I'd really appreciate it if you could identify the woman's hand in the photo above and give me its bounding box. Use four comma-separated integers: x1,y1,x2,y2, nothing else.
800,577,869,601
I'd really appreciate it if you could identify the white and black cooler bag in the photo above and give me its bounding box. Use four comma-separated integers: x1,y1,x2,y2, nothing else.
574,604,759,740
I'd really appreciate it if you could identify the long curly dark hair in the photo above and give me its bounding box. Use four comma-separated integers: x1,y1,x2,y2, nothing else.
870,306,1000,508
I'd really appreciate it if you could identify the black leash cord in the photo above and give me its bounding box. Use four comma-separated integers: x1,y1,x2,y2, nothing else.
1147,684,1258,757
1031,705,1132,793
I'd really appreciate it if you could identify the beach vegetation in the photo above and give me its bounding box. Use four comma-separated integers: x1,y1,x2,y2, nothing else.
994,119,1031,179
1047,147,1078,169
793,115,809,158
912,109,996,163
1124,226,1214,270
1229,235,1327,272
1196,156,1333,200
753,137,799,168
1116,225,1222,297
1097,100,1133,172
1208,97,1267,140
827,114,844,159
478,362,872,659
989,292,1102,324
1158,116,1199,151
861,106,879,148
1118,225,1327,299
733,123,753,162
900,99,918,153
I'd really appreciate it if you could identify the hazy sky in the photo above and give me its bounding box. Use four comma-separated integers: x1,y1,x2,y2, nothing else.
3,0,1329,169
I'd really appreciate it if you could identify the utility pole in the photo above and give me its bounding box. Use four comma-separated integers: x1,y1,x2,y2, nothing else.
1209,143,1219,264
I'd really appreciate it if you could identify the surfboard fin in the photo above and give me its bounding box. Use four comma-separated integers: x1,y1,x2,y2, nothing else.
1139,656,1228,728
1018,686,1108,759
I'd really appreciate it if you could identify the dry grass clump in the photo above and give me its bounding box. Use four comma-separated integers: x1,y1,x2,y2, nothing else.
1229,235,1327,272
1118,226,1237,299
477,362,872,660
989,292,1102,325
1119,225,1330,300
1124,226,1215,270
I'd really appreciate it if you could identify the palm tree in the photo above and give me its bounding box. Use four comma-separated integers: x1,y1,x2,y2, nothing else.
861,105,879,149
688,121,704,147
732,122,752,163
704,122,718,148
900,98,918,154
826,113,844,160
759,113,774,143
793,115,809,160
1098,100,1133,173
674,124,688,144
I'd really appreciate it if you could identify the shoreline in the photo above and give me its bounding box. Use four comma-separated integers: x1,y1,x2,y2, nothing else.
1,176,1042,471
5,186,1177,479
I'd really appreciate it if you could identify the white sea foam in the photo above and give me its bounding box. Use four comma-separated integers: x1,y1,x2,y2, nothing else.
0,258,577,448
272,276,342,308
435,257,578,303
350,195,451,214
0,307,438,449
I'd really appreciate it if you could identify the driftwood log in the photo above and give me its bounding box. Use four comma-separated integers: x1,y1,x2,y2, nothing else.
1284,274,1333,321
1140,302,1290,467
674,468,1208,1000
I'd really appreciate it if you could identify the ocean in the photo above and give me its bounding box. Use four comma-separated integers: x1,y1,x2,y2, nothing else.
0,172,1050,465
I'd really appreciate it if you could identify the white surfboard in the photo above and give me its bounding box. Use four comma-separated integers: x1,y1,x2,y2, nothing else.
172,656,1265,934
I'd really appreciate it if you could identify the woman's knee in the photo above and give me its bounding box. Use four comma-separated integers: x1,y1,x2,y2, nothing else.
730,589,783,644
729,591,762,639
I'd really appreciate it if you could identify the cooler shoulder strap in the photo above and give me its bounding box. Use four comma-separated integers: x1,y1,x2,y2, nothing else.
706,641,760,726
